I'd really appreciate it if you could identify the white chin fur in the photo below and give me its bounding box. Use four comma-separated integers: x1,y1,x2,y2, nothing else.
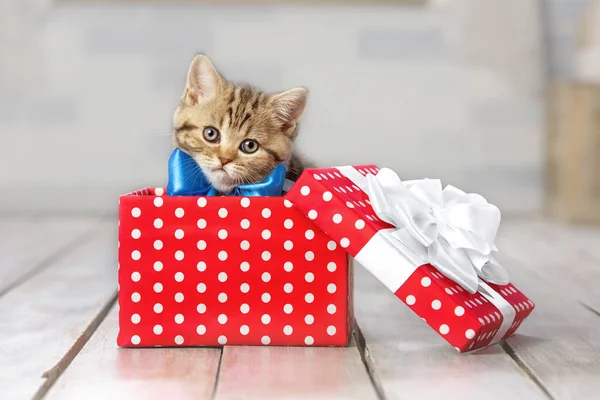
205,169,236,193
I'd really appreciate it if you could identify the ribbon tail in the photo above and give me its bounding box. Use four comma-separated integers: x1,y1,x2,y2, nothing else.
474,254,510,285
428,239,480,293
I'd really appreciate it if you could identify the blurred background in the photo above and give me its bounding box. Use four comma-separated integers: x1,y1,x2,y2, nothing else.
1,0,598,222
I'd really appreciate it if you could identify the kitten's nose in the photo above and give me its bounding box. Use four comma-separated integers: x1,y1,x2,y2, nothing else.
219,156,234,166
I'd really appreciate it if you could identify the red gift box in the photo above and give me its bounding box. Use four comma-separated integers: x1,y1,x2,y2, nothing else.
286,165,534,353
118,188,352,347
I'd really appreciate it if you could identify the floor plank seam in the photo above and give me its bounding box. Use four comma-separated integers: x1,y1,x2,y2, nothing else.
32,292,118,400
353,320,386,400
579,301,600,318
0,220,104,299
210,347,224,399
501,342,554,400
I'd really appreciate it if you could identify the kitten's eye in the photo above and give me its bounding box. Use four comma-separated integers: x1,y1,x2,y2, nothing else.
203,126,220,143
240,139,259,154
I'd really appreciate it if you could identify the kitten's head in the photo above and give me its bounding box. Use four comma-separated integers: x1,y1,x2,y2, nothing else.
173,54,308,193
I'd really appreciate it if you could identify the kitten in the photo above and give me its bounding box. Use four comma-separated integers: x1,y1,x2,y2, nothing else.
172,54,310,194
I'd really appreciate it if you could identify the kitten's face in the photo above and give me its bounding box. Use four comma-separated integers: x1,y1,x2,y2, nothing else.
173,55,308,193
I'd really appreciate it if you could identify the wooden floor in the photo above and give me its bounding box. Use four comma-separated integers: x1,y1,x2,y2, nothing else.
1,217,600,400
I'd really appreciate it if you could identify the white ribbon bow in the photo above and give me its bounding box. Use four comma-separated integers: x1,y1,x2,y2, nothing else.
365,168,509,294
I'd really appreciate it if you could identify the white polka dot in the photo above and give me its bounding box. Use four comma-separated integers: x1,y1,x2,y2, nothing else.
327,262,337,272
218,314,227,324
305,251,315,261
431,300,442,310
358,201,366,207
323,191,333,201
155,187,165,196
308,210,318,219
332,214,343,224
261,336,271,345
475,299,483,305
197,198,207,207
327,326,337,336
305,272,315,283
240,325,250,335
240,240,250,250
261,293,271,303
240,261,250,272
284,283,293,293
196,325,206,335
153,325,163,335
131,292,141,302
445,288,454,295
305,336,315,345
240,283,250,293
197,219,207,229
346,201,354,208
261,314,271,324
320,173,328,180
262,208,271,218
455,306,465,316
284,199,293,208
197,283,207,293
218,293,227,303
175,250,185,260
175,208,185,218
153,197,164,207
240,303,250,314
131,207,141,218
218,251,228,261
131,314,141,324
197,303,207,314
240,197,250,207
327,304,337,314
327,241,337,251
153,303,163,313
131,335,141,345
478,317,485,325
283,325,293,335
284,219,294,229
174,229,185,239
131,271,141,282
439,324,450,335
484,316,490,324
313,173,322,180
262,272,271,282
174,272,184,282
340,238,350,248
131,229,141,239
174,335,184,345
154,218,163,229
465,329,476,339
305,293,314,303
175,292,184,303
153,240,163,250
327,283,337,293
197,261,206,272
421,277,432,287
218,272,227,282
262,251,271,261
305,230,315,240
153,283,163,293
300,186,310,196
406,295,416,305
284,262,293,272
175,314,184,324
131,250,141,261
240,219,250,229
261,229,271,239
355,220,366,230
284,240,294,250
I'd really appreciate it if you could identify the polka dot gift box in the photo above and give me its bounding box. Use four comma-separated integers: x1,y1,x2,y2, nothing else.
118,187,352,348
285,165,535,353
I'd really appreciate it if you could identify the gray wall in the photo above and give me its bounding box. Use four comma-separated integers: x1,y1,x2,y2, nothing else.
0,1,545,215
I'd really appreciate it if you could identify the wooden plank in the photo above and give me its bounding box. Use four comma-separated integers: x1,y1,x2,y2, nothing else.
214,341,379,400
45,307,221,400
0,221,117,400
0,217,99,296
57,0,426,5
353,264,546,400
495,225,600,399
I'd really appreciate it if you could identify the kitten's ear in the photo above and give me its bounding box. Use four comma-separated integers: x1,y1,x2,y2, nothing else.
184,54,222,104
271,87,308,124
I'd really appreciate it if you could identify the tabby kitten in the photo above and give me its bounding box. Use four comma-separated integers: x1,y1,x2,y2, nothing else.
173,54,310,194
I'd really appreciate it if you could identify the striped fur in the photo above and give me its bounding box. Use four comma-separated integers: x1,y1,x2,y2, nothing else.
173,55,309,193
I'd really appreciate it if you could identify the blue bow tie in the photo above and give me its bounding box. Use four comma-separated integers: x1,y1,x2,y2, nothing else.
166,149,287,197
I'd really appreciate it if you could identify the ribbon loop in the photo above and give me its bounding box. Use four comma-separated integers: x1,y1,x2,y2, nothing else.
365,168,509,293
